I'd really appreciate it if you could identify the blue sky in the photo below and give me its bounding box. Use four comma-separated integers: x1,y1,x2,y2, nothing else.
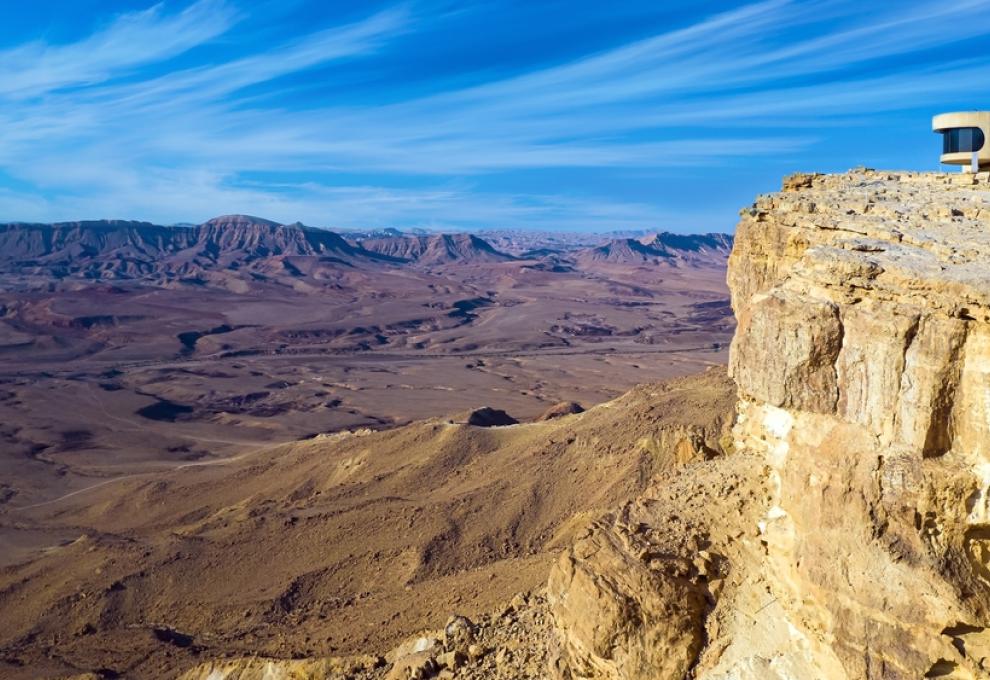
2,0,990,232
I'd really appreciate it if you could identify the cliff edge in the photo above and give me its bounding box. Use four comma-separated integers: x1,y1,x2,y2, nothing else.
728,169,990,678
550,169,990,680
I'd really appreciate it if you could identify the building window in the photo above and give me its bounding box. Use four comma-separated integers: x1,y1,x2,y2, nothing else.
942,127,986,154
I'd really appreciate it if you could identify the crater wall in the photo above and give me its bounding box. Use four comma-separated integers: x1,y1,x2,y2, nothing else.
727,170,990,678
551,170,990,680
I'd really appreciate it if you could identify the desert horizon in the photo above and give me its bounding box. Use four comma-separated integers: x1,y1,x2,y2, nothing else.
4,1,990,679
0,211,735,678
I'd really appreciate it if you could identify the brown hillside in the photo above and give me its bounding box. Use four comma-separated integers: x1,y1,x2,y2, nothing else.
0,368,735,679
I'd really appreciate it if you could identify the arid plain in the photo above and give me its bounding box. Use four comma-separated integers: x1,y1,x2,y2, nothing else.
0,217,733,677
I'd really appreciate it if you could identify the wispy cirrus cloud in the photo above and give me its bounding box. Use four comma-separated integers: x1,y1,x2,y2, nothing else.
0,0,240,98
2,0,990,230
109,6,410,108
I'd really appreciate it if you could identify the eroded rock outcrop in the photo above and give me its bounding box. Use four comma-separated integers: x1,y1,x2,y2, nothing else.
548,454,767,680
551,170,990,679
726,170,990,679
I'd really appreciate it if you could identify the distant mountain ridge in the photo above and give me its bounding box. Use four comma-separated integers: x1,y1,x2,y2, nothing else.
574,232,733,265
575,238,669,264
0,217,732,286
360,233,515,265
642,231,733,256
0,216,368,261
0,216,400,283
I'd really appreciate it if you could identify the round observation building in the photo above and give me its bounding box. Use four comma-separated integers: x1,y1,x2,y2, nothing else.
933,111,990,171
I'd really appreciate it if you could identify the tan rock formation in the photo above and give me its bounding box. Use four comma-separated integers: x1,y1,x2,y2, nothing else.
178,654,383,680
551,170,990,680
725,169,990,679
548,454,766,680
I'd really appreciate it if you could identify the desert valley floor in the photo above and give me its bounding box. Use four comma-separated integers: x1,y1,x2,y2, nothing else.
0,219,733,678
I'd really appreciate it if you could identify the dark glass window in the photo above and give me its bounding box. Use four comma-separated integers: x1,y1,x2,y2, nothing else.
942,127,985,154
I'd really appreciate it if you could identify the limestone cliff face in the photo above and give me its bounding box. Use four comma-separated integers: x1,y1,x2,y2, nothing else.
727,170,990,679
550,170,990,680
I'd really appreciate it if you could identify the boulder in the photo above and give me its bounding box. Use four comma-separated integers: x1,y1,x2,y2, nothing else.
536,401,585,421
464,407,518,427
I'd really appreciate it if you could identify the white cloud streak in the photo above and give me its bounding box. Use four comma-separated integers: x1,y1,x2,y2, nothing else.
3,0,990,228
0,0,239,98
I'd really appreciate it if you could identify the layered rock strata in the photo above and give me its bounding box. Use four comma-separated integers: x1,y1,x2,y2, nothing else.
551,170,990,679
728,169,990,679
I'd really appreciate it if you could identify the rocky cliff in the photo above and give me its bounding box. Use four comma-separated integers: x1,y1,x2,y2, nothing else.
548,169,990,680
724,169,990,679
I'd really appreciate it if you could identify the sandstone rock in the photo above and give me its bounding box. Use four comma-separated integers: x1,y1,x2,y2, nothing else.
443,615,475,648
437,649,466,669
385,650,438,680
509,592,528,611
387,635,440,663
537,401,585,421
464,407,518,427
548,526,708,679
720,169,990,678
495,647,511,665
178,654,383,680
730,289,842,413
548,455,763,680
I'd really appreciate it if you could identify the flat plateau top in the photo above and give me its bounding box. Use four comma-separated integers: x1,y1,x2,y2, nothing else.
744,169,990,316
